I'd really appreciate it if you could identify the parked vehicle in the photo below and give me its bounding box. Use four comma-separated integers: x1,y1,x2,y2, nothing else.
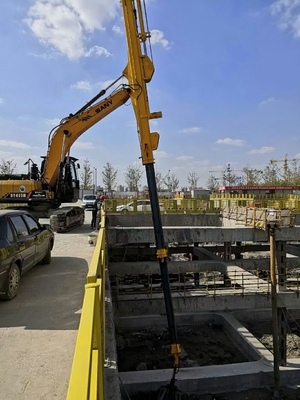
82,194,97,210
116,200,164,213
0,210,54,300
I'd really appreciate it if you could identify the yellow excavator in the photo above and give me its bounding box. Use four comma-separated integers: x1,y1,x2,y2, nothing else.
3,0,181,395
0,83,131,230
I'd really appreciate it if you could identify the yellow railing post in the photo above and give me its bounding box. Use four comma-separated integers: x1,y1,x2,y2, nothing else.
67,209,107,400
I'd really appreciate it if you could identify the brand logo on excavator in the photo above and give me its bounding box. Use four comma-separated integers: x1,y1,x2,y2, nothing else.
95,99,113,114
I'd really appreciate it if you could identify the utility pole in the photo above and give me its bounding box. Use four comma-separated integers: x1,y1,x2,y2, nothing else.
269,225,280,392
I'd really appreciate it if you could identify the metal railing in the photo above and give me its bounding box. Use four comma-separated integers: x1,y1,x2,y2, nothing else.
222,206,295,230
104,198,211,213
67,211,106,400
103,195,300,214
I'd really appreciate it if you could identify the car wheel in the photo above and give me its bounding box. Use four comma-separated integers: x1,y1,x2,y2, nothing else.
121,209,129,214
41,245,52,265
4,263,20,300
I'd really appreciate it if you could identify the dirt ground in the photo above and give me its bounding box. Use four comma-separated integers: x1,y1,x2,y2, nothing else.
116,324,247,372
245,319,300,358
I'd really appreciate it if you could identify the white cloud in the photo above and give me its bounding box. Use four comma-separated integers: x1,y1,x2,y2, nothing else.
73,141,95,149
270,0,300,39
216,138,245,146
84,46,112,58
259,97,275,106
155,150,171,159
0,98,3,104
150,120,158,127
247,146,275,154
26,0,118,60
294,152,300,158
46,118,61,126
179,127,203,134
71,80,92,91
0,140,31,149
112,24,123,35
150,29,171,49
176,155,194,161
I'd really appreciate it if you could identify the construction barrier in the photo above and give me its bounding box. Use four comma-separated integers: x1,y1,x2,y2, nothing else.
67,211,106,400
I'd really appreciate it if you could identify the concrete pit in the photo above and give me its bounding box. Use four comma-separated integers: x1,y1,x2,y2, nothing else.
116,324,248,373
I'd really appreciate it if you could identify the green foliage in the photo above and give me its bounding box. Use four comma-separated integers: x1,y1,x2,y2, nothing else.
80,158,93,189
125,164,143,191
102,162,118,191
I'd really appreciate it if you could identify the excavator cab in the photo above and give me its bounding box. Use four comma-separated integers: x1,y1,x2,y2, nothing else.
52,156,80,203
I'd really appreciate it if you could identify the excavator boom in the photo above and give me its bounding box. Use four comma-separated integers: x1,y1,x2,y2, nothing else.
43,86,130,188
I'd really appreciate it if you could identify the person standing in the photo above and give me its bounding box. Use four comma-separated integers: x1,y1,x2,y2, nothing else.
91,196,99,229
95,195,105,230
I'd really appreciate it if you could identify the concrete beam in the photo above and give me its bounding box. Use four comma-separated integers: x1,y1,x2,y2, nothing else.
106,226,300,246
106,213,221,228
109,260,228,275
113,292,300,317
193,247,223,261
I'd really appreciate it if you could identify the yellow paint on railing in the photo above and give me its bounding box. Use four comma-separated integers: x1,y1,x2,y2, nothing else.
67,210,106,400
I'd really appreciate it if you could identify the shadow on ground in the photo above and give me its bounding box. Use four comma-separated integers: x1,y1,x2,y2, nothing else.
0,256,88,330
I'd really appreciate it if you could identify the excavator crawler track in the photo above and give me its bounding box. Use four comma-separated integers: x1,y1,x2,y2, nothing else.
50,206,85,233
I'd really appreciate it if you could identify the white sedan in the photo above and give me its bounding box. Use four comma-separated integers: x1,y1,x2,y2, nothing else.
116,200,164,213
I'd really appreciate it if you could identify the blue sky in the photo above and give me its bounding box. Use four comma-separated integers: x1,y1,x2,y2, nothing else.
1,0,300,188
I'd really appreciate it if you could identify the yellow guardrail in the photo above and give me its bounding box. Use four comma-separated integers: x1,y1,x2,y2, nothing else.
67,210,106,400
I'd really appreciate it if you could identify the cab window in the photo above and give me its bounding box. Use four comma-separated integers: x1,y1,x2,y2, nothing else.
22,215,40,234
10,216,29,238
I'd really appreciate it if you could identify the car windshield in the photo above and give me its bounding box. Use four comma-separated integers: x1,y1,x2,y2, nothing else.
84,195,96,201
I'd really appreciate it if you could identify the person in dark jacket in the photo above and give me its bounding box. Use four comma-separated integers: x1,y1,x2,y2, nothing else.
94,195,105,230
91,197,99,229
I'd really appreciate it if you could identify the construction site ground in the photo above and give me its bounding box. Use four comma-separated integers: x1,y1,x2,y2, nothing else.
0,204,95,400
116,324,247,372
246,319,300,358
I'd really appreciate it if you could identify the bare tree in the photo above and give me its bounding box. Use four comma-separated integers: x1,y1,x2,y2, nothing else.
80,158,93,189
206,174,219,192
163,172,179,192
289,160,300,185
222,163,237,185
155,168,164,191
102,162,118,192
242,165,263,185
262,163,280,185
125,163,143,191
0,159,17,174
187,171,199,188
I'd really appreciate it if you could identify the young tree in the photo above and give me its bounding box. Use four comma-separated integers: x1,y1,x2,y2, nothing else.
80,158,93,189
163,172,179,192
289,160,300,186
262,163,280,185
155,168,164,191
102,162,118,192
242,165,263,185
206,174,219,192
0,159,17,174
187,171,199,188
125,163,143,191
222,163,237,185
